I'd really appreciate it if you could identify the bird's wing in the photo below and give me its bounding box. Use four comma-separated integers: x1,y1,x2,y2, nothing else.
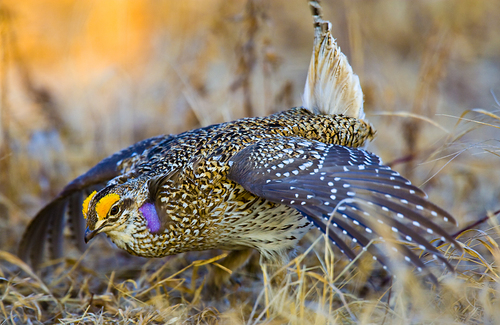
18,134,175,268
227,136,461,278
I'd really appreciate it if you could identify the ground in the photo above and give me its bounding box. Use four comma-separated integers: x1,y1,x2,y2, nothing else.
0,0,500,324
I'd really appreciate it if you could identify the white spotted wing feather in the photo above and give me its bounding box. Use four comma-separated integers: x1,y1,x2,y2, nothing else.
228,137,461,279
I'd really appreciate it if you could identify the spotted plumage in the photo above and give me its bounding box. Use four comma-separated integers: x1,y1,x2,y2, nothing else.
18,2,461,284
19,107,459,280
79,108,374,259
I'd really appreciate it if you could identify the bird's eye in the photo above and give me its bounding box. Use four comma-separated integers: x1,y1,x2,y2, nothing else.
109,206,120,216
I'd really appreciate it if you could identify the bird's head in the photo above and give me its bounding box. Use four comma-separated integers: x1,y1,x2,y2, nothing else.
82,180,161,251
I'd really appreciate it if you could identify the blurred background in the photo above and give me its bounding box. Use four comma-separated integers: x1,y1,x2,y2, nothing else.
0,0,499,322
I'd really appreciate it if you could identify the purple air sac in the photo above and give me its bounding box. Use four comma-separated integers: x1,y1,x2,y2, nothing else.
139,202,161,233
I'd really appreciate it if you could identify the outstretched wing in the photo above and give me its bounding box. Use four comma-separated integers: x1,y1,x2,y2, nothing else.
227,137,462,278
18,134,174,268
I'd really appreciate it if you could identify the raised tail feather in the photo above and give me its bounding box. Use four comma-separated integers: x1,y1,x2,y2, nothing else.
303,0,364,119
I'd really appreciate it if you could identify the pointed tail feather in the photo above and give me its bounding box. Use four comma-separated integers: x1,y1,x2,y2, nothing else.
303,1,364,119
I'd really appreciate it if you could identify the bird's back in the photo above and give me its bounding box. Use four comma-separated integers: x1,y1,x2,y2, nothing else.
125,108,374,180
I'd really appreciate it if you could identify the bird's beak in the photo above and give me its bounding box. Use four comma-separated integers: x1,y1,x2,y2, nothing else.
84,227,99,243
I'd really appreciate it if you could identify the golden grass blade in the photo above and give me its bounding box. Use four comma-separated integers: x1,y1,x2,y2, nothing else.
211,262,232,276
471,108,500,122
438,113,500,130
461,246,498,278
373,111,450,133
0,251,51,297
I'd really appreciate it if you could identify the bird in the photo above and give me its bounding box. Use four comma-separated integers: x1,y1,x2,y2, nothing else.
18,1,461,285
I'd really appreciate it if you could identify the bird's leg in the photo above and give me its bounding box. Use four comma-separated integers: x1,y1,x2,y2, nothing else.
259,253,290,289
207,248,255,288
258,252,291,316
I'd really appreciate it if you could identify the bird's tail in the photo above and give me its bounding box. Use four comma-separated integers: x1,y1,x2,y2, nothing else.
302,1,364,120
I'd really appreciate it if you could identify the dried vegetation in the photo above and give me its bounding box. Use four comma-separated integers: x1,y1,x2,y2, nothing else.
1,0,500,324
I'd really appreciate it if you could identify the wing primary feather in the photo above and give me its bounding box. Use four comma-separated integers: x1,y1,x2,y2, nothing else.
342,202,454,270
298,205,391,270
347,181,456,224
327,174,426,196
357,195,461,251
396,244,439,284
67,192,87,252
18,199,63,267
48,200,67,260
297,209,358,261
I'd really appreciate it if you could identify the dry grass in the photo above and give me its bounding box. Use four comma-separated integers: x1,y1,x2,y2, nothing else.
1,0,500,323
